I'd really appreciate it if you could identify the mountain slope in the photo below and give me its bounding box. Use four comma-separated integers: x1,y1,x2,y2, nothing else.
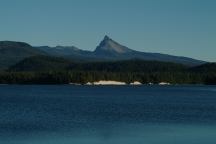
93,36,205,66
9,56,72,72
190,63,216,72
9,56,187,72
0,41,46,70
94,36,133,56
36,46,97,62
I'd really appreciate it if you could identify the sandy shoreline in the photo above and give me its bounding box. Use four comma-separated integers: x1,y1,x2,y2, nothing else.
70,81,170,86
87,81,127,85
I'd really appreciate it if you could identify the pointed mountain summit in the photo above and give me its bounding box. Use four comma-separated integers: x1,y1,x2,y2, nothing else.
94,35,132,55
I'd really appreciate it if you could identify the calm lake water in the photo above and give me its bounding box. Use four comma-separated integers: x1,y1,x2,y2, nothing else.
0,85,216,144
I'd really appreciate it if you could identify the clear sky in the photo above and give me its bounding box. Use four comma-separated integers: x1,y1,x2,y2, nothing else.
0,0,215,61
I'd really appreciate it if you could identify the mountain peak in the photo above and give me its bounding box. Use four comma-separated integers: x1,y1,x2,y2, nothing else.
95,36,133,54
103,35,111,41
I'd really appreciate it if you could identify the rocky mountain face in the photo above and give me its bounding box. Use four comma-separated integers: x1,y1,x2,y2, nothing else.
94,36,133,56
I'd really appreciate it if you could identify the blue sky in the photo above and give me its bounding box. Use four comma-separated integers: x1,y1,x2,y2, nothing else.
0,0,215,61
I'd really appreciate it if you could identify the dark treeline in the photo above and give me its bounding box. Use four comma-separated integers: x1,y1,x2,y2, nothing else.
0,71,215,85
0,56,216,85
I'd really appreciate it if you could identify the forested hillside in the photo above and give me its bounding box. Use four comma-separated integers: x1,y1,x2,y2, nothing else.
0,56,214,85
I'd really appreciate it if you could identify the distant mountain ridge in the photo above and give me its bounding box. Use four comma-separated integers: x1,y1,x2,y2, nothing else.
36,45,85,57
0,36,206,69
93,36,205,65
36,35,205,66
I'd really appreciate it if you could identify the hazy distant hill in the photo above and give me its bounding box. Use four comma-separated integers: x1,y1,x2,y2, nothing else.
0,41,46,70
36,46,95,61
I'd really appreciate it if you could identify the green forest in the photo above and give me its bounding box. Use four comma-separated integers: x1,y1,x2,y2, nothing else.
0,56,215,85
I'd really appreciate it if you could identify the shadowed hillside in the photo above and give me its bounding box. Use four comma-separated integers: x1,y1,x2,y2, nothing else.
0,41,46,70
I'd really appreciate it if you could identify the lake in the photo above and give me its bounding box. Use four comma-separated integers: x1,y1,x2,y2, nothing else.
0,85,216,144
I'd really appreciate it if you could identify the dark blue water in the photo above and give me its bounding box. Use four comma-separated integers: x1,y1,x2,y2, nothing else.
0,85,216,144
